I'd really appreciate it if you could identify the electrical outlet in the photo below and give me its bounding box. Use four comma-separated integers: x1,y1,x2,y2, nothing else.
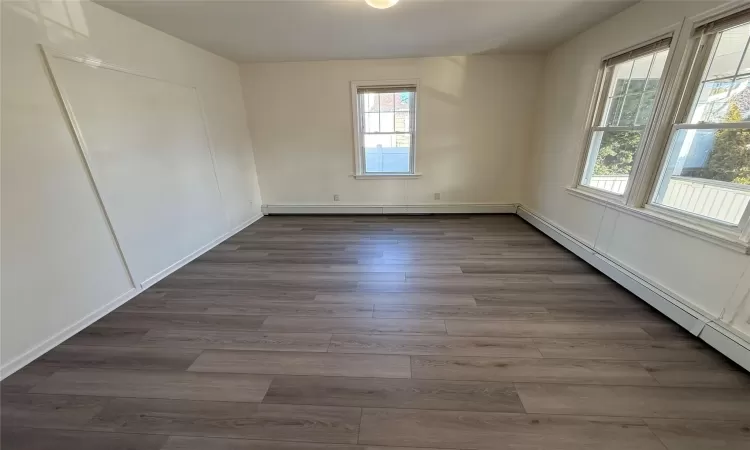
333,194,340,202
434,193,441,200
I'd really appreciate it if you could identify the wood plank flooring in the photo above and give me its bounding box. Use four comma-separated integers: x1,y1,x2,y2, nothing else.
3,215,749,450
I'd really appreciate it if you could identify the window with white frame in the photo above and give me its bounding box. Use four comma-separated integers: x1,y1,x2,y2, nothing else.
352,83,417,175
651,11,750,228
579,39,671,195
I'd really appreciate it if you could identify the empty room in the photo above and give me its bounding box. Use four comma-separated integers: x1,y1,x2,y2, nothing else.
3,0,750,449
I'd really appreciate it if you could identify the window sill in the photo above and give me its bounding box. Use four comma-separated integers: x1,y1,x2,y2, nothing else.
351,173,422,180
575,184,627,204
566,186,750,254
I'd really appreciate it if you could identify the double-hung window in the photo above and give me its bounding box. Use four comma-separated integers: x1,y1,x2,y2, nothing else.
573,6,750,250
352,82,417,175
651,11,750,228
579,39,671,196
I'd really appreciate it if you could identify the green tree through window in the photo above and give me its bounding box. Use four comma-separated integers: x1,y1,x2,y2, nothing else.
593,131,641,176
592,76,659,177
695,102,750,185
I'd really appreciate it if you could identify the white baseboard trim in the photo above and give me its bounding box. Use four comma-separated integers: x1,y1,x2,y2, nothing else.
140,212,263,290
517,205,750,371
699,322,750,372
6,207,748,377
0,287,136,379
517,206,707,334
262,203,518,215
0,211,264,380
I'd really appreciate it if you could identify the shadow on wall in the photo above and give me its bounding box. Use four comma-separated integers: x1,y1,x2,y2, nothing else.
417,55,532,203
241,53,540,205
418,57,468,200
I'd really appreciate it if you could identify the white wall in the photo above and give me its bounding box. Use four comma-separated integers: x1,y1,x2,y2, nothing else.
0,0,262,375
240,55,542,207
525,1,750,340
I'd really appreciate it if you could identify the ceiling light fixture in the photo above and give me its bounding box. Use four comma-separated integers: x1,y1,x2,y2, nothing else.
365,0,400,9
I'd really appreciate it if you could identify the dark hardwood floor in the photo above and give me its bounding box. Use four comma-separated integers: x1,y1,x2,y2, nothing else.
3,215,749,450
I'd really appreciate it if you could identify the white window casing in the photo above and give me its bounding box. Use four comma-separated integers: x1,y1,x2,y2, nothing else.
350,80,420,178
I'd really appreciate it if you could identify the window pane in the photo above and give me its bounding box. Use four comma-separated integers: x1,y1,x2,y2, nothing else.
379,93,395,112
705,24,750,81
625,54,652,93
740,40,750,76
602,95,625,126
364,134,411,173
582,46,670,195
380,112,395,132
600,62,631,126
649,50,668,79
600,49,669,127
395,92,411,111
395,112,410,132
635,80,659,126
581,130,643,194
619,94,642,127
689,75,750,123
689,24,750,124
612,60,634,96
653,127,750,225
364,112,380,132
362,93,379,113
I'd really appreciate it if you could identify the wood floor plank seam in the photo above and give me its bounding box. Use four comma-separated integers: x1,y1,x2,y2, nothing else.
187,350,412,378
2,424,367,445
324,335,333,353
65,330,713,342
410,361,664,387
11,409,750,429
253,401,537,416
357,407,666,449
28,368,273,403
38,343,733,386
356,406,364,445
35,361,728,390
80,398,363,444
1,427,171,450
153,434,472,450
644,425,671,450
512,382,750,420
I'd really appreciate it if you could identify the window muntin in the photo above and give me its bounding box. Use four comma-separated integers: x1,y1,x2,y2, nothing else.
356,87,416,174
652,19,750,227
580,43,671,195
689,22,750,124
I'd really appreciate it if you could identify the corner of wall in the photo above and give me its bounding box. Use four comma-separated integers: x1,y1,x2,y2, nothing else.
236,63,265,209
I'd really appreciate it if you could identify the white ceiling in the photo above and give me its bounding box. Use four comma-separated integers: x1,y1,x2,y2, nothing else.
97,0,637,62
